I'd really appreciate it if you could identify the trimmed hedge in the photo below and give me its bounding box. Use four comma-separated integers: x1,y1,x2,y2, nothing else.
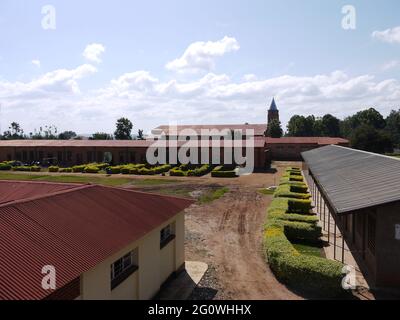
48,166,59,173
72,165,86,173
211,166,237,178
12,166,41,172
106,166,122,174
0,163,12,171
263,167,344,297
274,184,311,199
59,167,73,173
84,166,100,174
170,164,212,177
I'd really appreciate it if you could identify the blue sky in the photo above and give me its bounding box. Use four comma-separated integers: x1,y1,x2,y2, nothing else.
0,0,399,135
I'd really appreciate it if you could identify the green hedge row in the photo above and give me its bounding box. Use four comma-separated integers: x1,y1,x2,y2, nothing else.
263,167,344,297
11,166,41,172
170,164,212,177
274,184,311,199
0,163,12,171
211,166,237,178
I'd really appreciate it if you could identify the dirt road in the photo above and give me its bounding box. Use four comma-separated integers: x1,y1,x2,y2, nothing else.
185,185,301,300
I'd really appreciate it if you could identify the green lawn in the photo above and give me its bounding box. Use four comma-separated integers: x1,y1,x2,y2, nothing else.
198,187,229,204
292,242,324,257
0,172,181,187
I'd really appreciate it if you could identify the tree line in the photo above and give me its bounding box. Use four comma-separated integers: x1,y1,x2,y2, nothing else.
266,107,400,154
0,117,145,141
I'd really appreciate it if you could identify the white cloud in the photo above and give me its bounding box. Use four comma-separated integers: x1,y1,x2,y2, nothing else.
382,60,400,71
1,64,400,135
166,36,240,72
0,64,97,99
372,26,400,44
82,43,106,63
31,60,41,68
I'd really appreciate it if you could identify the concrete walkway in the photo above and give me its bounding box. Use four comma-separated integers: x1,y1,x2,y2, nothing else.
156,261,208,300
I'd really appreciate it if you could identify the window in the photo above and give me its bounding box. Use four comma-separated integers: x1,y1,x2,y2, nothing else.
110,250,138,290
160,224,175,249
87,151,93,163
130,152,136,163
367,214,376,254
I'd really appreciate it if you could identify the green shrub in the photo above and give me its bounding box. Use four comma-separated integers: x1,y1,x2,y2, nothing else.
12,166,32,172
84,166,100,174
264,224,344,296
48,166,59,173
30,166,41,172
72,165,86,173
274,184,311,199
59,167,73,173
211,166,237,178
0,163,12,171
170,168,186,176
106,166,122,174
263,168,344,297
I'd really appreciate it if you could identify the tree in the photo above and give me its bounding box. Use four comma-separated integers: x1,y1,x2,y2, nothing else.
342,108,386,138
265,119,283,138
90,132,114,140
58,131,77,140
3,122,25,140
350,125,393,154
29,125,58,139
286,115,315,136
321,114,341,137
137,129,145,140
385,109,400,148
114,118,133,140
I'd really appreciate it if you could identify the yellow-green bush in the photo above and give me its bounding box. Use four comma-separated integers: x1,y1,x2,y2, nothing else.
263,167,344,296
48,166,59,172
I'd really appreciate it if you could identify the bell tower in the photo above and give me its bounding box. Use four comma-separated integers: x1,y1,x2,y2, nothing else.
267,97,279,125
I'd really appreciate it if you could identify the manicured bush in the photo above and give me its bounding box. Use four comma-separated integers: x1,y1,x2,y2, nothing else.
48,166,59,173
170,168,186,176
84,166,100,174
211,166,237,178
274,184,311,199
12,166,29,172
264,222,343,296
0,163,12,171
59,167,73,173
188,164,212,177
263,167,344,297
30,166,41,172
106,166,122,174
72,165,86,173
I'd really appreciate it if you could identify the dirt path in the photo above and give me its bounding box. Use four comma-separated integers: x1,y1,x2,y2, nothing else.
185,185,302,300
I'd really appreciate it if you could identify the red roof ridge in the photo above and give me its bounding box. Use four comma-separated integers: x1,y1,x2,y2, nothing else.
0,183,94,209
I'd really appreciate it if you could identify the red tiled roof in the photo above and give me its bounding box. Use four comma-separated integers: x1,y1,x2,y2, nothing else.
0,181,193,300
153,124,267,136
265,137,349,145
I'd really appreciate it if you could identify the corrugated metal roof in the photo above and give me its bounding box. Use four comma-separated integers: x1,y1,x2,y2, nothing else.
0,181,193,300
0,140,152,148
266,137,349,145
0,181,79,205
152,124,267,136
302,145,400,214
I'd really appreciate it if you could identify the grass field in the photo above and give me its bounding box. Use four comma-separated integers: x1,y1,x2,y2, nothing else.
0,172,181,187
198,187,229,204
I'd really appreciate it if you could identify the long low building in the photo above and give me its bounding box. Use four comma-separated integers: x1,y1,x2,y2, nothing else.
0,181,193,300
0,136,348,169
302,145,400,288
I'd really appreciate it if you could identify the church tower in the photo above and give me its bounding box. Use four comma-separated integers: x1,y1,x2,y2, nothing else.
267,97,279,125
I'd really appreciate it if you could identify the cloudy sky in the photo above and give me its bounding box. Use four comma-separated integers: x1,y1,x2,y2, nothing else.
0,0,399,135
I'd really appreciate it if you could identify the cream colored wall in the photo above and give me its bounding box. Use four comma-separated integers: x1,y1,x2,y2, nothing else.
80,212,185,300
